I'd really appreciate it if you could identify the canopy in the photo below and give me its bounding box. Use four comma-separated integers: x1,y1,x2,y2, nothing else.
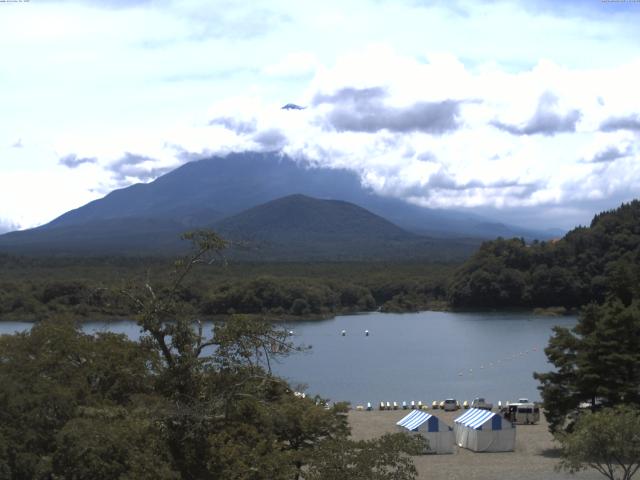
455,408,503,430
453,408,515,452
396,410,454,454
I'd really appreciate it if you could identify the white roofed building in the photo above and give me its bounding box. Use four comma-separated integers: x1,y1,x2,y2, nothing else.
396,410,454,454
453,408,515,452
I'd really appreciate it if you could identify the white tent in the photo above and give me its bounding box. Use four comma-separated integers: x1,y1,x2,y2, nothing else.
453,408,515,452
396,410,454,454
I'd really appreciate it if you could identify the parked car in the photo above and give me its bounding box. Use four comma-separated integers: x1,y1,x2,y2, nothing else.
443,398,459,411
471,397,493,410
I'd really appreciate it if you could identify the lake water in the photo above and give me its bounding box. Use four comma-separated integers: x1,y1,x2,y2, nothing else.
0,311,576,406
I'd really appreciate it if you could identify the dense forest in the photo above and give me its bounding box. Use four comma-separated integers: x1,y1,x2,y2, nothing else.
0,233,425,479
448,201,640,309
0,255,454,322
2,201,640,322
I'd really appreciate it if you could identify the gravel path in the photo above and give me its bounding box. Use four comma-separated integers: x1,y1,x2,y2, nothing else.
348,409,603,480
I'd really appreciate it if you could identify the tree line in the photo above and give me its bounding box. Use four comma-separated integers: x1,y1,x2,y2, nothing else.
449,200,640,310
0,256,453,321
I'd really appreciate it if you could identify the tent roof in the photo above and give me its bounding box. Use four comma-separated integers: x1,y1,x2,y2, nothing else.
397,410,433,431
454,408,501,430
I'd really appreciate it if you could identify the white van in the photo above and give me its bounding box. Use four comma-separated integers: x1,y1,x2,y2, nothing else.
505,402,540,424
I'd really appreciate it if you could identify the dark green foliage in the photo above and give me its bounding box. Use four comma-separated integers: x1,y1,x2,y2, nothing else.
449,201,640,309
535,299,640,433
0,255,456,321
557,406,640,480
305,433,427,480
0,232,421,479
0,319,158,479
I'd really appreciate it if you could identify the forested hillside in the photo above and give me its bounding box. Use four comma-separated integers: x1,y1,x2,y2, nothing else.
448,200,640,309
0,255,454,321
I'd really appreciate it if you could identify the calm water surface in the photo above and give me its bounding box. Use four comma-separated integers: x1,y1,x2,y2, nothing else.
0,311,576,405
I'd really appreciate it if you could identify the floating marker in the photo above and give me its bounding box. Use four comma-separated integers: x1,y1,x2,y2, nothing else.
365,330,369,336
341,330,346,336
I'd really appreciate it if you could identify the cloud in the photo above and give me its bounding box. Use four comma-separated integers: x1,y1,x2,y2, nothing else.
58,153,97,168
108,152,173,183
600,114,640,132
314,87,463,134
583,145,631,164
209,116,257,134
491,92,581,136
253,129,288,150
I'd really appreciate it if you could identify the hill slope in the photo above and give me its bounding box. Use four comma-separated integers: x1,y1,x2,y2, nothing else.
211,194,475,261
448,200,640,308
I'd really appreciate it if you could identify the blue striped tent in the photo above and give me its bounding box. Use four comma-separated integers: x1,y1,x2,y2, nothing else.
453,408,515,452
396,410,454,454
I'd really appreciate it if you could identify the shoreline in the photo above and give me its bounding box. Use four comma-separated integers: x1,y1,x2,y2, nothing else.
0,304,577,324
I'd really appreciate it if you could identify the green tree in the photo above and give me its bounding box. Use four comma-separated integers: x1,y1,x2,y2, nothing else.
557,406,640,480
535,299,640,433
305,433,427,480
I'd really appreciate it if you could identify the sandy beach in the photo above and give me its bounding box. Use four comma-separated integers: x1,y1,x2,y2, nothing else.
348,409,602,480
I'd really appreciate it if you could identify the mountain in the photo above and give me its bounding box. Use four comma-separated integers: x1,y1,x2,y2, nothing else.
40,152,551,238
0,152,555,257
211,194,475,261
0,194,478,260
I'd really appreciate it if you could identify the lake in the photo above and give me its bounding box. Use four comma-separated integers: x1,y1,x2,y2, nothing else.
0,311,576,406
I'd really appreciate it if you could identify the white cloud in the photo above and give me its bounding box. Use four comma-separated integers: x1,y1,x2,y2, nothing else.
1,0,640,231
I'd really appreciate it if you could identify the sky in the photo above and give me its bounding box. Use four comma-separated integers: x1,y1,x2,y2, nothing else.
1,0,640,233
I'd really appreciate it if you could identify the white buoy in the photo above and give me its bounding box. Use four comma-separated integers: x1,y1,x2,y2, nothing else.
365,329,369,336
288,330,294,335
341,330,346,336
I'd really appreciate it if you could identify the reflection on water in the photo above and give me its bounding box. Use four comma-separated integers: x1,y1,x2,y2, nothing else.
0,311,576,405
